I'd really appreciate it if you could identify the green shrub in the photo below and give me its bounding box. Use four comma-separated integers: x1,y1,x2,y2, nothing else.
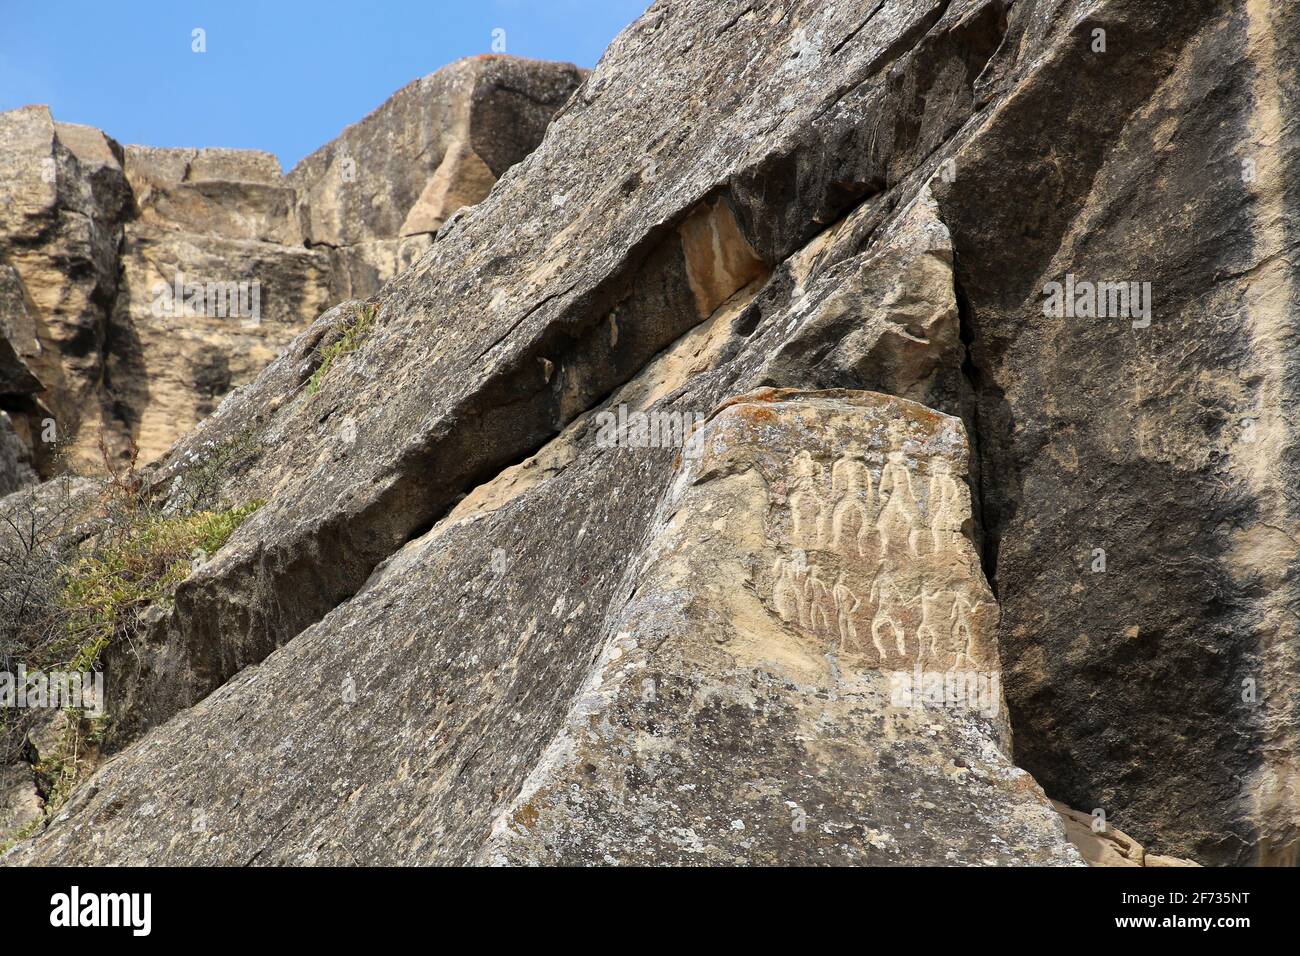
0,442,266,844
54,501,264,673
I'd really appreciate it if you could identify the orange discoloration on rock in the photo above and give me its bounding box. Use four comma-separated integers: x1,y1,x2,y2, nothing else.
512,803,540,832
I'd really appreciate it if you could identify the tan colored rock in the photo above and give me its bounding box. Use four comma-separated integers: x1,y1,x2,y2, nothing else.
0,106,130,473
124,146,302,245
1052,800,1146,866
1052,801,1200,867
324,236,434,303
286,55,584,249
399,142,497,237
107,224,332,463
1,56,581,473
678,198,768,319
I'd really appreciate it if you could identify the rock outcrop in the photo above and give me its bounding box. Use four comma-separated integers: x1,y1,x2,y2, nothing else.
0,109,130,479
1052,801,1199,867
0,56,583,476
2,0,1296,867
932,0,1300,865
489,390,1071,865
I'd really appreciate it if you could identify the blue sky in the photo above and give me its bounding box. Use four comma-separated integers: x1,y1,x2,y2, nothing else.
0,0,649,170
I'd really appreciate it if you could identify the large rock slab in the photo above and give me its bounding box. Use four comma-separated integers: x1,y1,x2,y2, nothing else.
286,56,585,247
5,0,1295,868
489,390,1075,865
931,0,1300,863
0,107,130,473
91,0,999,750
0,376,1077,865
4,0,1065,866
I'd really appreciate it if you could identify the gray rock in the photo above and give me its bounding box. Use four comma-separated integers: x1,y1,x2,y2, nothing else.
931,0,1300,864
4,0,1085,866
0,763,42,848
0,413,37,496
4,0,1296,868
487,389,1076,866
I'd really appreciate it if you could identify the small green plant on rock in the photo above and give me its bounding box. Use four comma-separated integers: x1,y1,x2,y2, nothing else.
308,301,378,395
55,501,264,673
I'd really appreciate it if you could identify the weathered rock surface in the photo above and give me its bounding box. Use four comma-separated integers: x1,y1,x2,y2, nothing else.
0,762,41,847
0,108,130,476
489,390,1073,865
109,144,333,462
4,0,1083,867
287,55,584,247
1051,801,1199,867
3,0,1297,867
931,0,1300,864
0,56,582,471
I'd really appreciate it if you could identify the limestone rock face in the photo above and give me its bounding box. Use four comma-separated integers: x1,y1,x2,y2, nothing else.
4,0,1083,867
931,0,1300,864
288,56,583,246
3,0,1297,868
490,390,1073,865
109,145,332,463
0,107,130,475
286,56,584,302
0,56,582,471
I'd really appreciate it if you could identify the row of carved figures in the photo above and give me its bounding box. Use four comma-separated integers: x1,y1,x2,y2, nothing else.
771,556,987,669
786,449,965,561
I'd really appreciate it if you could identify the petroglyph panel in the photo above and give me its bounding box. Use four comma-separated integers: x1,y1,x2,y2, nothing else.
690,389,997,672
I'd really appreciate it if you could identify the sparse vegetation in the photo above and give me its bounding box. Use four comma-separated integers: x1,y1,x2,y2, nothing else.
0,816,43,856
0,435,263,834
55,501,263,673
308,301,378,395
170,424,264,514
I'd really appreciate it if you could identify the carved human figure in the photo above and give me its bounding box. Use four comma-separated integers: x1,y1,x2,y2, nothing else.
832,572,861,652
829,454,873,559
876,450,921,556
870,572,913,663
917,587,961,668
773,557,803,625
925,458,963,554
789,451,827,550
804,567,835,635
948,591,985,670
